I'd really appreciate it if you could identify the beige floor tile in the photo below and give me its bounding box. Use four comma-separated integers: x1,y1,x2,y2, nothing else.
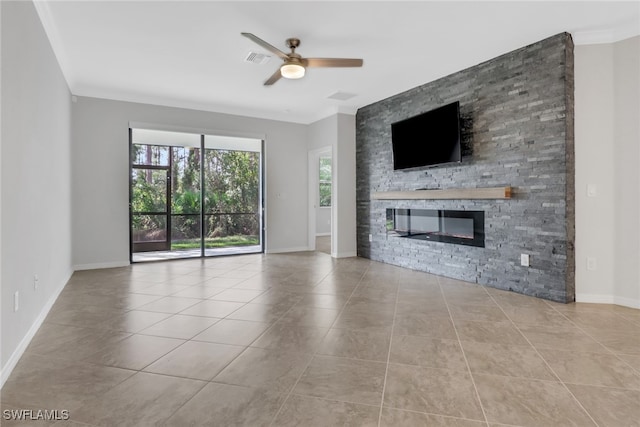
349,287,398,304
380,408,487,427
474,374,596,426
250,322,329,353
567,383,640,427
179,299,245,318
144,340,244,380
82,334,184,370
164,382,286,427
6,253,640,427
538,348,640,389
582,328,640,355
383,363,484,420
96,309,172,333
131,283,191,296
619,353,640,372
249,289,304,306
333,306,395,333
499,305,572,326
202,276,246,287
192,318,270,345
517,323,607,353
214,347,312,392
26,324,131,361
209,288,266,302
138,314,219,339
226,302,292,323
311,281,359,295
279,305,340,327
1,354,134,411
317,328,391,362
390,335,467,371
295,293,350,310
71,372,205,426
294,355,386,406
444,293,498,307
462,340,556,380
562,310,638,332
275,395,379,426
393,312,457,339
169,286,226,299
45,305,127,328
454,320,529,346
135,296,202,313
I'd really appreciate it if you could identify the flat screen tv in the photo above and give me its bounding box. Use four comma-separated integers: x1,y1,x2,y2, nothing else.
391,101,461,170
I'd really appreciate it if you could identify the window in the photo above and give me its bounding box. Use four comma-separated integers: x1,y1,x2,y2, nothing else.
319,156,331,207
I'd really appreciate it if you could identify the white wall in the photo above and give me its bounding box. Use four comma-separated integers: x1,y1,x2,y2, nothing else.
307,129,332,236
307,114,357,257
575,36,640,308
72,97,309,268
334,114,357,257
1,1,73,383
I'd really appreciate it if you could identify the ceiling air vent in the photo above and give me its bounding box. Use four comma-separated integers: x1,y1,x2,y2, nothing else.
245,52,271,65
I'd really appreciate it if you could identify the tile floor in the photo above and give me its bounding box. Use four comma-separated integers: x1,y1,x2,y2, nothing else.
2,251,640,426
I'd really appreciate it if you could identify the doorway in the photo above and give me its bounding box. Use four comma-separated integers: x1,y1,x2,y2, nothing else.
308,147,332,255
130,128,263,262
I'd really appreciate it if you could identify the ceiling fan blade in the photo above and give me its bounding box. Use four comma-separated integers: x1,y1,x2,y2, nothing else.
303,58,363,68
264,68,282,86
241,33,289,60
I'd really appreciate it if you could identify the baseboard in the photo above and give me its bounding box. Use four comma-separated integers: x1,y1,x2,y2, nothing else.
332,251,358,258
0,269,72,388
315,233,331,237
575,293,640,309
265,246,311,254
73,260,130,271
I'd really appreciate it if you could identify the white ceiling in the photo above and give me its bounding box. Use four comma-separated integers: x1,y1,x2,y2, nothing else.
35,1,640,124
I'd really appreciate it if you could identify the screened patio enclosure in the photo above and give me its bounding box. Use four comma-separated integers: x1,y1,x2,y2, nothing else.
130,128,263,262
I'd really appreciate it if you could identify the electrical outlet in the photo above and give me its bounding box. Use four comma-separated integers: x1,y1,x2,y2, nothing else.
520,254,530,267
587,257,597,271
14,291,19,312
587,184,597,198
34,274,39,290
368,234,373,242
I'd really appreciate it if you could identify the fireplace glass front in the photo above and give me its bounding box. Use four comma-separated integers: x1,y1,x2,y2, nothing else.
386,209,485,248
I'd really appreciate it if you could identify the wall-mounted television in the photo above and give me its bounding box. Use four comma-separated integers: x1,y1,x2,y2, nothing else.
391,101,461,170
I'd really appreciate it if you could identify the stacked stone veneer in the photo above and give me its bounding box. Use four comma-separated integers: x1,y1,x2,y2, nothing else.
356,33,575,303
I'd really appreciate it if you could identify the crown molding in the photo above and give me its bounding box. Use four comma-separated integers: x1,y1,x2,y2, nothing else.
572,19,640,45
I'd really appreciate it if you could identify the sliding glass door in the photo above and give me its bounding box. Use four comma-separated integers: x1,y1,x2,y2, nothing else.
130,129,263,262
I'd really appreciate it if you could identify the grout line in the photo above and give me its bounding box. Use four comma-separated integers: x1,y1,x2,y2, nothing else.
541,300,640,385
486,293,601,427
376,278,401,427
439,281,490,427
268,264,369,427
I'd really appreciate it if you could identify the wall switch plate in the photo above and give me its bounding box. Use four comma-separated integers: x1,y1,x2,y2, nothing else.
34,274,39,290
368,234,373,242
14,291,19,312
520,254,530,267
587,257,597,271
587,184,597,198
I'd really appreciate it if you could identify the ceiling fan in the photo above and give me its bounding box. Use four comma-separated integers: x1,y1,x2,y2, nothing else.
241,32,363,86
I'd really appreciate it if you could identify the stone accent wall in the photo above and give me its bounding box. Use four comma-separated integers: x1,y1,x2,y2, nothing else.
356,33,575,303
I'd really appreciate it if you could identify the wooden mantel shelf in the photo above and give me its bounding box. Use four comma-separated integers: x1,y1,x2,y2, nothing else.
372,186,512,200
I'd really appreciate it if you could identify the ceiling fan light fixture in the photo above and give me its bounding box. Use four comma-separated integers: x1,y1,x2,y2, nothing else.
280,63,305,79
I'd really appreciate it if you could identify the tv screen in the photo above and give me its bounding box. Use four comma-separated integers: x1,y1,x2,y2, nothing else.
391,101,461,170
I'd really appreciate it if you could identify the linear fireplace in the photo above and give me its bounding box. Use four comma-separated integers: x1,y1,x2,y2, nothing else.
386,209,485,248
